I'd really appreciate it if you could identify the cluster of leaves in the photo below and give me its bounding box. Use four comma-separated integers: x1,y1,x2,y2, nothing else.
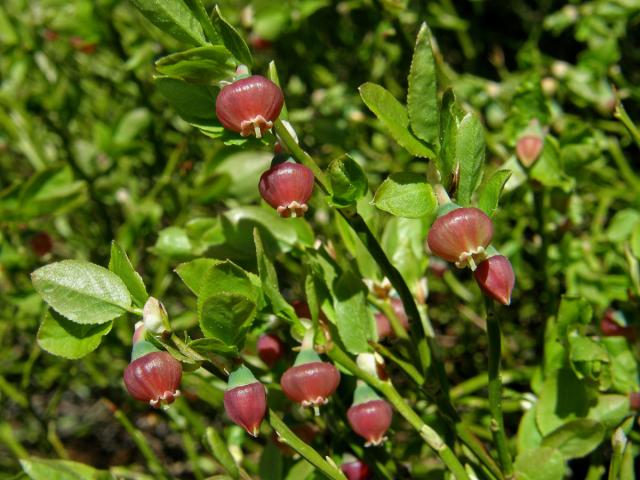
2,0,640,479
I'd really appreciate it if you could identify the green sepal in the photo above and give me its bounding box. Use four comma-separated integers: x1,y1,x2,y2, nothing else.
436,202,460,217
131,340,160,361
227,365,259,390
352,381,381,406
293,348,322,366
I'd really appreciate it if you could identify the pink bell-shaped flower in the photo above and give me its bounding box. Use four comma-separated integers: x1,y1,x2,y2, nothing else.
340,455,372,480
347,382,393,447
259,161,314,218
223,365,267,437
281,343,340,409
427,206,494,268
257,333,285,367
124,350,182,408
215,71,284,138
473,255,515,305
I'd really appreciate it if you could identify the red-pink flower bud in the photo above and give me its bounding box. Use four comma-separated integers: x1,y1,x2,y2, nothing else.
30,232,53,257
473,255,515,305
124,352,182,408
340,459,372,480
257,333,285,367
224,366,267,437
630,392,640,411
347,382,392,446
215,75,284,138
600,310,636,341
516,134,543,168
281,357,340,408
347,400,393,447
259,162,314,217
427,207,494,268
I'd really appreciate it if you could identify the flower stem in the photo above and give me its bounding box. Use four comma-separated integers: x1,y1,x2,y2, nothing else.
485,300,513,476
328,345,470,480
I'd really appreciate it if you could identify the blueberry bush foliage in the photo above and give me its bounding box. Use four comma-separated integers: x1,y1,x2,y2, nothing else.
2,0,640,479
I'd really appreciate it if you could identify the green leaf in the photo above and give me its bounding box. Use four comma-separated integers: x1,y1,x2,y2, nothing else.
478,169,512,217
556,295,592,338
211,5,253,66
514,447,565,480
204,427,240,479
197,261,258,346
359,82,434,158
18,165,86,220
129,0,207,46
155,76,218,126
175,258,222,295
31,260,131,325
438,89,465,189
187,337,238,356
536,368,595,435
253,228,298,323
568,335,609,382
602,337,639,393
455,112,486,206
155,45,236,83
407,22,438,149
333,271,373,354
587,394,630,430
529,136,574,192
151,226,194,259
259,441,284,480
372,172,437,218
109,242,148,308
37,310,112,360
327,155,368,207
198,292,256,346
606,209,640,242
185,0,222,44
541,419,605,460
20,457,110,480
517,406,543,452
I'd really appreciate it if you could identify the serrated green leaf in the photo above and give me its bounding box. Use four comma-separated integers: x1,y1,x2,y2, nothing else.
478,169,512,217
211,5,253,66
328,155,368,207
199,292,256,346
155,45,236,83
130,0,206,46
372,172,437,218
455,112,485,206
37,310,112,359
175,258,222,295
31,260,131,324
109,242,148,307
359,82,434,158
407,22,438,148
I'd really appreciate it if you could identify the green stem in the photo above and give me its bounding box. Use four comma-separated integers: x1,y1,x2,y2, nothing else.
608,137,640,192
328,346,470,480
275,114,493,475
273,119,331,194
614,100,640,149
485,301,513,476
269,410,346,479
